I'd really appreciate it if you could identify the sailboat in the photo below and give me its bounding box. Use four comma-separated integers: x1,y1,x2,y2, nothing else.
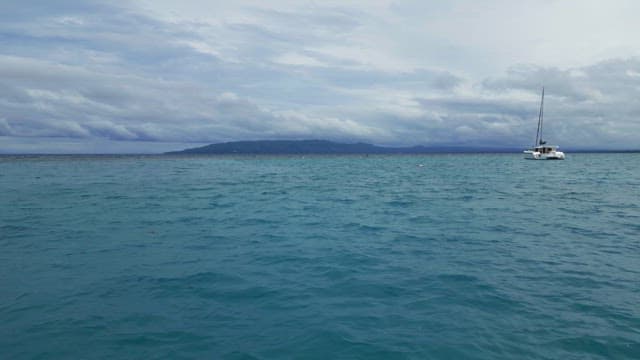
523,87,565,160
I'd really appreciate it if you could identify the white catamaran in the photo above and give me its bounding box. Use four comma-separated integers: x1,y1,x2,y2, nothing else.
523,87,565,160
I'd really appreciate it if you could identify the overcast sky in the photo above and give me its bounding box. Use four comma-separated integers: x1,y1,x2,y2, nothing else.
1,0,639,153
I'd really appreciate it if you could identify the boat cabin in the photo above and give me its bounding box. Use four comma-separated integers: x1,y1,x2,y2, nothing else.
532,145,559,154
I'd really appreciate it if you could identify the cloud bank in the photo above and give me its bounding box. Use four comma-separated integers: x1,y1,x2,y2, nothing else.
1,0,639,152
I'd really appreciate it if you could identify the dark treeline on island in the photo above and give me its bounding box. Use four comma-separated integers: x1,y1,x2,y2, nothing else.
165,140,522,155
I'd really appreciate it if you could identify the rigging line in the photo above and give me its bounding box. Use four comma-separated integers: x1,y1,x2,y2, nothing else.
535,87,544,146
539,87,545,145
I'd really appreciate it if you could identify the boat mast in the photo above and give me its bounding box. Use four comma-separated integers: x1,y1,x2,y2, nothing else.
535,87,544,146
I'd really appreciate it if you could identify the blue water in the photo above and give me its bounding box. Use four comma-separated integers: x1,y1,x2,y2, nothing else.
1,154,639,359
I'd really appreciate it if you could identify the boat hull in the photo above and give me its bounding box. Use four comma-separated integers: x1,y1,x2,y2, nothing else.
523,150,565,160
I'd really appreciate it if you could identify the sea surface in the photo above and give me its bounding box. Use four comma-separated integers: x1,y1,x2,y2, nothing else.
1,153,639,359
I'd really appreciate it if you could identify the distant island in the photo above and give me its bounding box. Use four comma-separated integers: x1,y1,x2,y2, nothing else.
165,140,520,155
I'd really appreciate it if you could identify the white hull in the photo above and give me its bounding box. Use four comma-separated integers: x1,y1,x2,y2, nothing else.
523,150,565,160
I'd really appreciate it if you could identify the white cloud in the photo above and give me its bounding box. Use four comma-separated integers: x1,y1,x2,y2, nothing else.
273,53,328,68
1,0,639,152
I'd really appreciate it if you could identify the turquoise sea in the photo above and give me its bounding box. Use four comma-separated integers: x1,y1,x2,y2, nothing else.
1,154,639,359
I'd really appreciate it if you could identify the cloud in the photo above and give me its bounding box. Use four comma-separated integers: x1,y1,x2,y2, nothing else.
480,60,640,148
0,118,12,136
1,0,639,153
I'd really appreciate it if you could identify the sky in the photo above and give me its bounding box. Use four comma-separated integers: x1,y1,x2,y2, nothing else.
1,0,640,153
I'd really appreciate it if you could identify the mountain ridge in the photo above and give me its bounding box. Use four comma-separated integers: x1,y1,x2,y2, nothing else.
164,140,521,155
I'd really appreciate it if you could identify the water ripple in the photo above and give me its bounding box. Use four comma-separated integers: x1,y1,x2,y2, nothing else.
1,154,639,359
